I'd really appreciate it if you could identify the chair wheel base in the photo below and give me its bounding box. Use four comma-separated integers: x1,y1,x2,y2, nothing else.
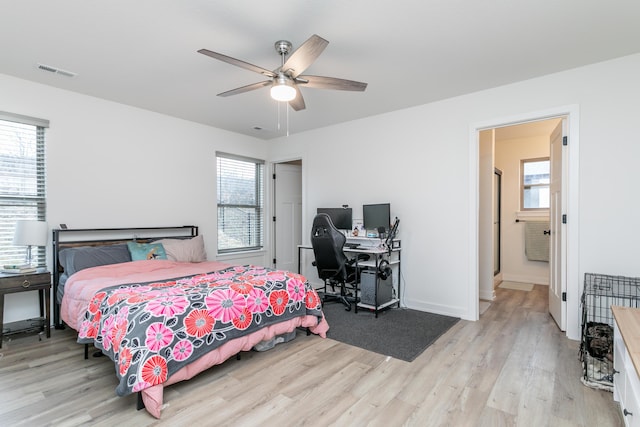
321,293,353,312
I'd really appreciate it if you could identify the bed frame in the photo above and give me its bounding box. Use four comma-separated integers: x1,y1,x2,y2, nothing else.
52,225,198,329
51,225,325,417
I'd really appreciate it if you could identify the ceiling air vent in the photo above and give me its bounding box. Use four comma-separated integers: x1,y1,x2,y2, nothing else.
36,63,77,78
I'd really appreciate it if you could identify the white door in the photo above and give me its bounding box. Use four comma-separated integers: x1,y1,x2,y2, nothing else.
549,121,566,330
273,163,302,273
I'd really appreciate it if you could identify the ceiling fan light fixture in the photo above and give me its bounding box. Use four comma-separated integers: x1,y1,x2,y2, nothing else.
270,75,296,102
199,34,366,112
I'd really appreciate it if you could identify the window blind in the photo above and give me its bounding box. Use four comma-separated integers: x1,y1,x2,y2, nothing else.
216,152,264,253
0,113,48,267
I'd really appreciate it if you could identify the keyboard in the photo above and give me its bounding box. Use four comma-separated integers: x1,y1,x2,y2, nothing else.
346,245,373,251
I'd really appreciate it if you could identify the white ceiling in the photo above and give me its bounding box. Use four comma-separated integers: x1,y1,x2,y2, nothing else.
2,1,640,140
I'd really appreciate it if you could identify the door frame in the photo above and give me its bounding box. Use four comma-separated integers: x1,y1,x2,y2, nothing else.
468,104,580,340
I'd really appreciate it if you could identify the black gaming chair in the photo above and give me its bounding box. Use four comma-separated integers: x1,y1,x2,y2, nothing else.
310,213,358,311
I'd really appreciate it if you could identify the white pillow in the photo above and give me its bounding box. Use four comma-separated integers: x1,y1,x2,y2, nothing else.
153,235,207,262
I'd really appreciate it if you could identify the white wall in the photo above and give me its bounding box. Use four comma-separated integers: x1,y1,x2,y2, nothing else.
4,53,640,340
495,134,550,285
269,53,640,340
0,74,268,322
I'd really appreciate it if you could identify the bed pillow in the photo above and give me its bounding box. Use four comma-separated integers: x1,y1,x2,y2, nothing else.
59,244,132,276
127,242,168,261
152,235,207,262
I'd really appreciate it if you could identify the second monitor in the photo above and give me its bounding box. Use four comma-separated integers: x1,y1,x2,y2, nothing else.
316,207,353,230
363,203,391,232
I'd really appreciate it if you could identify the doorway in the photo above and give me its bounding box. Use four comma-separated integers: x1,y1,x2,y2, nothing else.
272,160,302,274
480,119,559,320
472,105,580,338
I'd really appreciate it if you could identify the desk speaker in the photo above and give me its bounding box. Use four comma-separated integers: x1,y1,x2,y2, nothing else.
360,270,393,306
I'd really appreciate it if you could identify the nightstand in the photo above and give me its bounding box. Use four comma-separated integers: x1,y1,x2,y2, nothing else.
0,270,51,348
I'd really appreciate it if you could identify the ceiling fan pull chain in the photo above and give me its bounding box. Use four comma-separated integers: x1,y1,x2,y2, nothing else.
277,102,281,131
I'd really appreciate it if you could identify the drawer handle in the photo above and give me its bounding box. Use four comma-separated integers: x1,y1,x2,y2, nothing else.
22,280,31,288
624,408,633,417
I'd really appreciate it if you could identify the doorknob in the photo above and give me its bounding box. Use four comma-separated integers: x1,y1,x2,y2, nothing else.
544,230,551,235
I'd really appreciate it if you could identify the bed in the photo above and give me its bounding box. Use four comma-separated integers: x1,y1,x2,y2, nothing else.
53,226,329,418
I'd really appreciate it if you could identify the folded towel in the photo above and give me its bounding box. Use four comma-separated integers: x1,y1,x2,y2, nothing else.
524,221,549,262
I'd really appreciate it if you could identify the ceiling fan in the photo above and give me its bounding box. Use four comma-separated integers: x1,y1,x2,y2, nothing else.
197,34,367,111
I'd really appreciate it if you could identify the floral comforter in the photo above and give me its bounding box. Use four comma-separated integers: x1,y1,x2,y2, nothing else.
77,265,324,396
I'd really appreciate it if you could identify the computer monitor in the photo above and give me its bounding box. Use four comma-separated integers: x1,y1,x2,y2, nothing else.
363,203,391,232
316,207,353,230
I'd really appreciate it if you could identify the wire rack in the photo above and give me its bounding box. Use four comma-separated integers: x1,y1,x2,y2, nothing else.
580,273,640,391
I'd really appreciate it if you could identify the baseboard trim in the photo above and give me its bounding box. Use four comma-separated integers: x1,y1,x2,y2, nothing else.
501,273,549,286
479,289,496,301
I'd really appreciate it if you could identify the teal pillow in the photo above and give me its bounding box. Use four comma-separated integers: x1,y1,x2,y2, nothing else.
127,242,168,261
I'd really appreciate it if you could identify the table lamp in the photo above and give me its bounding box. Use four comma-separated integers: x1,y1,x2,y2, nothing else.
13,220,48,266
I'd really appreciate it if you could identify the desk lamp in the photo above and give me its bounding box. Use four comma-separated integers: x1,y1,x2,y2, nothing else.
13,220,48,266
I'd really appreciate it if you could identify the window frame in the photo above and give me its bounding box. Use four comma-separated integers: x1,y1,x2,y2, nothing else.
216,152,265,254
0,111,48,267
520,156,550,211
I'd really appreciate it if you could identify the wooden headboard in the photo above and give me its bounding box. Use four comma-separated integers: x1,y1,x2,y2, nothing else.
52,225,198,328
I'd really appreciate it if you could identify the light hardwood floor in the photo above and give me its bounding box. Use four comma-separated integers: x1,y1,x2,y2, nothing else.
0,285,623,426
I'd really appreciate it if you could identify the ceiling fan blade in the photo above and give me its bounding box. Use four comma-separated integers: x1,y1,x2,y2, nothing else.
218,80,272,97
198,49,276,78
280,34,328,78
296,75,367,91
289,86,306,111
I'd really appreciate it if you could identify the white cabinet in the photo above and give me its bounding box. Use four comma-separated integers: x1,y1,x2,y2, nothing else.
613,308,640,427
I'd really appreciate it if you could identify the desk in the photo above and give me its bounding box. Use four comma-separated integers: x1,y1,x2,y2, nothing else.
298,241,401,317
297,244,313,275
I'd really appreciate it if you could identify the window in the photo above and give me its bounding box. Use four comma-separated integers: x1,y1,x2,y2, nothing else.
216,152,264,253
0,112,48,266
521,157,550,210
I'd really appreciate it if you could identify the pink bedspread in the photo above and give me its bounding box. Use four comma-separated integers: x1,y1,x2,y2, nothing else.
60,260,329,418
61,260,232,330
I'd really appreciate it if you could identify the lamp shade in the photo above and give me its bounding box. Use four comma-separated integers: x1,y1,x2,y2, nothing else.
13,220,48,247
270,75,296,102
